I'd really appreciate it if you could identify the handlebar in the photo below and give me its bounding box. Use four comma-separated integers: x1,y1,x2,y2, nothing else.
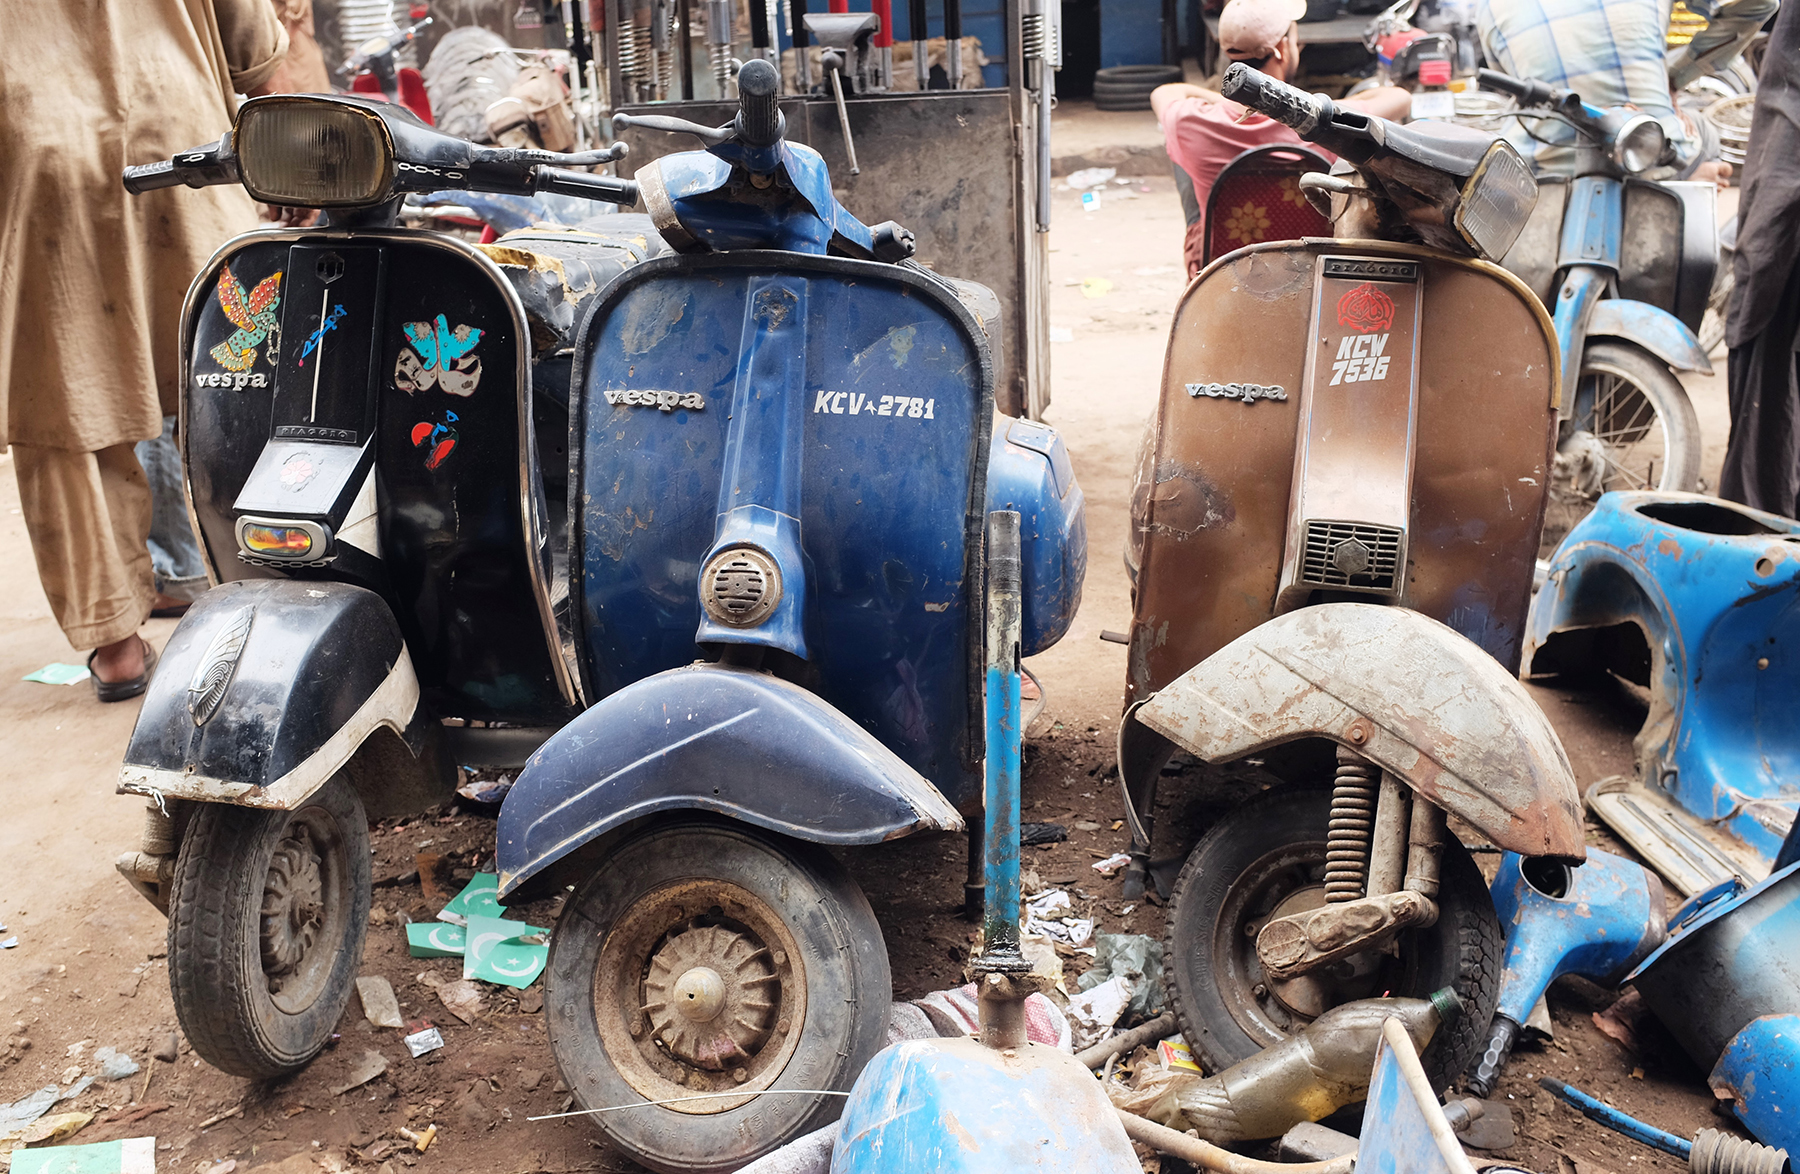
123,160,183,193
1220,62,1327,136
123,134,239,194
734,58,784,149
1475,68,1565,110
534,167,640,206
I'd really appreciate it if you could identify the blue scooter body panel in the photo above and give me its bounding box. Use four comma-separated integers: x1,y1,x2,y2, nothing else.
1527,491,1800,864
570,251,1001,809
1710,1014,1800,1155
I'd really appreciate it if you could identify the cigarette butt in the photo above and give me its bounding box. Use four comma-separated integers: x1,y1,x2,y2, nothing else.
398,1125,437,1152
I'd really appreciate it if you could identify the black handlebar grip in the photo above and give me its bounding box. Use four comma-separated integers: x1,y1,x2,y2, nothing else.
1477,68,1560,108
1465,1013,1519,1100
535,167,642,207
735,58,783,149
123,160,184,194
1221,63,1326,136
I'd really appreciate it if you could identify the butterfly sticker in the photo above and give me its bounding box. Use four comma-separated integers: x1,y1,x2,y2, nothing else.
411,411,460,470
395,314,484,397
209,265,283,372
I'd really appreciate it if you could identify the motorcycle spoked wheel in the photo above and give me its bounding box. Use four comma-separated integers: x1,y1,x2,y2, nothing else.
1539,340,1702,561
167,775,371,1078
1164,784,1501,1091
546,822,890,1174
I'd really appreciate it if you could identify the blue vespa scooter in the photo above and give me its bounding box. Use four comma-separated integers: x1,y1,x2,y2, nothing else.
114,57,1083,1174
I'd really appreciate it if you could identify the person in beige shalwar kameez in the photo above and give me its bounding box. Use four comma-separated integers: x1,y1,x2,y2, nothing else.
0,0,287,696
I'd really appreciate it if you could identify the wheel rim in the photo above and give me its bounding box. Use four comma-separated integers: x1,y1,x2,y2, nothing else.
1541,357,1676,557
593,879,807,1115
259,806,352,1014
1211,840,1395,1047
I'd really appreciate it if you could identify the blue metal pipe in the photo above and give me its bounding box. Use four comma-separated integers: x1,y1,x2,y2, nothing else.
1538,1078,1694,1159
981,510,1023,959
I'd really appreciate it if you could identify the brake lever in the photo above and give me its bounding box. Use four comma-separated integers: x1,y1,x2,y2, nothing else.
610,111,735,146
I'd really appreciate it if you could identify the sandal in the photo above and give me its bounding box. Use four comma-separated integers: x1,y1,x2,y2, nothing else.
89,637,158,703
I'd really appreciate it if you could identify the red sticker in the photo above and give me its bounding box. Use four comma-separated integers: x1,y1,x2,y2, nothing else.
427,437,456,470
410,422,433,446
1336,282,1396,333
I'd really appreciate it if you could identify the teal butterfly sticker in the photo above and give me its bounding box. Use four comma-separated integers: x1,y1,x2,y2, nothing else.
395,314,484,397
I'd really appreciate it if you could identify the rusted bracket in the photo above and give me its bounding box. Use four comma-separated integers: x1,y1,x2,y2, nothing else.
1256,889,1438,980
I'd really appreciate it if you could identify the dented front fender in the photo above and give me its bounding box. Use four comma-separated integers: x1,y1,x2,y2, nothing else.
1136,604,1585,860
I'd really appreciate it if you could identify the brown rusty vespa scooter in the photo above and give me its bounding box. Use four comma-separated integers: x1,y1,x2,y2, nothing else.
1119,66,1587,1090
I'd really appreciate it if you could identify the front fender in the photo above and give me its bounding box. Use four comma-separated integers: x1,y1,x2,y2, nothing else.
1588,299,1714,374
1135,603,1585,860
496,664,964,897
117,580,421,809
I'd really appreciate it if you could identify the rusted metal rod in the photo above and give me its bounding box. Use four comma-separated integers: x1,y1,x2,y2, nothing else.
1115,1110,1356,1174
1076,1011,1178,1069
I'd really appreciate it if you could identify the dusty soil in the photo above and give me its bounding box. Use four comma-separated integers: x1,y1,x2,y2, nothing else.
0,110,1749,1174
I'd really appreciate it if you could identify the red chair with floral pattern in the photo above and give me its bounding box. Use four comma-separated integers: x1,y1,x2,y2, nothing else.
1201,144,1334,267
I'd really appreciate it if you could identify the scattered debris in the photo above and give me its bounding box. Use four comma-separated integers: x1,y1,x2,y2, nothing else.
403,1026,445,1058
906,984,1071,1052
1,1111,95,1164
1019,822,1067,846
332,1051,390,1096
1065,167,1117,189
1080,277,1114,300
92,1046,139,1082
8,1135,156,1174
1066,975,1133,1051
1092,852,1131,878
196,1104,243,1130
356,976,405,1029
21,664,91,686
1024,889,1095,947
397,1125,436,1152
437,979,486,1025
0,1088,59,1134
516,987,543,1014
455,772,515,806
151,1033,180,1064
1077,934,1165,1023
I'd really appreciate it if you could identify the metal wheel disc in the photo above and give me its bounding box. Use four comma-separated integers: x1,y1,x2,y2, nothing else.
257,805,355,1015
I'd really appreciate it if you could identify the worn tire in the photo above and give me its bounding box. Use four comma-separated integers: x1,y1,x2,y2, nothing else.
1541,340,1703,559
546,822,890,1174
1163,784,1500,1091
1094,64,1184,86
168,776,371,1079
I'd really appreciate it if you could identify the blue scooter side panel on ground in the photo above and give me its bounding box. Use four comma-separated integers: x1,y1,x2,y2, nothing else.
829,1037,1140,1173
570,251,995,809
1710,1015,1800,1155
1528,491,1800,864
494,663,964,897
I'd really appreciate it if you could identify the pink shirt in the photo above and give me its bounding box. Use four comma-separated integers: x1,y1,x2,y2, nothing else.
1163,98,1330,275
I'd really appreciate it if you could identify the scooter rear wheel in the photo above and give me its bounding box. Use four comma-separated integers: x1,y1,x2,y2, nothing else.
1163,784,1501,1091
546,821,890,1174
166,776,371,1078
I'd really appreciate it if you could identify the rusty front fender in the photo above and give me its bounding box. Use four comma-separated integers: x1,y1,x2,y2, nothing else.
1135,603,1586,861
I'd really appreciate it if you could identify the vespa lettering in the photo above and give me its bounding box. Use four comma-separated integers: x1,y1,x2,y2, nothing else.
1329,333,1391,385
196,371,270,390
1187,382,1287,404
811,390,935,419
604,388,705,411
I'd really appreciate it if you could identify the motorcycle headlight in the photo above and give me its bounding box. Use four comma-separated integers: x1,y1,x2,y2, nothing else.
235,97,395,207
1611,113,1668,174
1454,140,1538,261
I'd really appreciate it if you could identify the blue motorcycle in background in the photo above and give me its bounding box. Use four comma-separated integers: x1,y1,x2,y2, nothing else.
117,58,1085,1174
1483,68,1716,561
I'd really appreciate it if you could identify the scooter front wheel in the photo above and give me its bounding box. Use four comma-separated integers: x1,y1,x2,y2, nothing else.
546,821,890,1174
1164,784,1500,1091
167,775,371,1078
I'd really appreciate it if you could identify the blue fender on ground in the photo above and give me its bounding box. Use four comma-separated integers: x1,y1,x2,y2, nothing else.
494,663,964,898
1527,491,1800,867
1710,1015,1800,1155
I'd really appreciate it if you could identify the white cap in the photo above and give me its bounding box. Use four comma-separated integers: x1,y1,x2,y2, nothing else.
1219,0,1308,59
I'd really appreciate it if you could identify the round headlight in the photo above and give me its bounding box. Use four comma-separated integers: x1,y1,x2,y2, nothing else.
236,97,395,207
1612,114,1668,174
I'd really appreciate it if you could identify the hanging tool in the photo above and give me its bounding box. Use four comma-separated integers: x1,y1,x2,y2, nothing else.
870,0,893,88
908,0,928,87
704,0,733,94
1022,0,1059,229
790,0,812,88
944,0,962,86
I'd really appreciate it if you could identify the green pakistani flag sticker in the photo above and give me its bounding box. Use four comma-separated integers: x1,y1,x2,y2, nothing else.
405,922,467,958
436,873,505,926
462,914,549,988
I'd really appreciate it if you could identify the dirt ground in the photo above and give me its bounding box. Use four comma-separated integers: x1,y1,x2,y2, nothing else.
0,106,1750,1174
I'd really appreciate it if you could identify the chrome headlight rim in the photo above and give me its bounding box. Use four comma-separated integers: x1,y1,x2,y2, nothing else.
1609,112,1668,175
234,96,397,208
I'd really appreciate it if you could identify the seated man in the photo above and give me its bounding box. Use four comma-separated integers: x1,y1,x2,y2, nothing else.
1152,0,1411,277
1475,0,1767,180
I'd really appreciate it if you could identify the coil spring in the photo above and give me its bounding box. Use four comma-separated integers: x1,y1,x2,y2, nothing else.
616,18,642,78
710,42,732,93
1021,12,1044,60
633,24,654,95
1324,748,1377,902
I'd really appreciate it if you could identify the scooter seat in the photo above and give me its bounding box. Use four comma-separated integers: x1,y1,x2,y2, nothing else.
480,215,674,354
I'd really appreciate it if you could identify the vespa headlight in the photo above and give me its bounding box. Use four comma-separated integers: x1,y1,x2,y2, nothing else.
235,97,394,207
1454,140,1539,261
1611,113,1668,174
